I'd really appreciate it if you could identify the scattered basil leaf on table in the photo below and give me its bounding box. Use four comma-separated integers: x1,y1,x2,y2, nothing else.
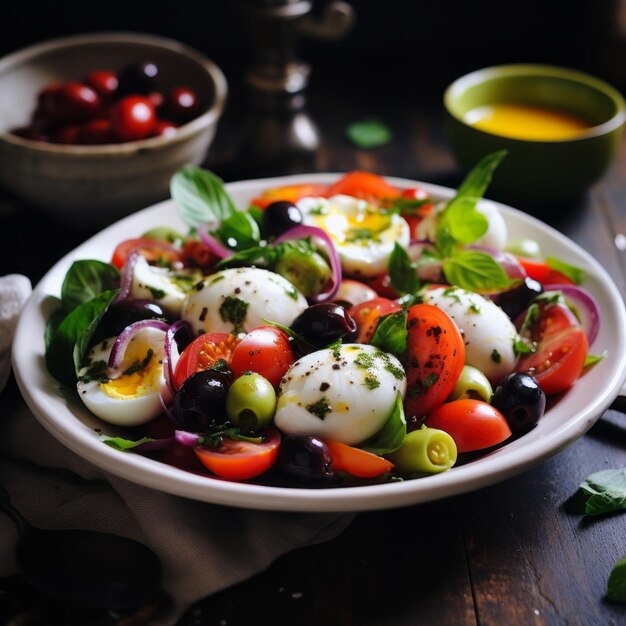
578,468,626,516
608,556,626,603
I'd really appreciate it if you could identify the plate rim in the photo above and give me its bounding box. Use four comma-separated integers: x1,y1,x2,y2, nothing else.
12,172,626,512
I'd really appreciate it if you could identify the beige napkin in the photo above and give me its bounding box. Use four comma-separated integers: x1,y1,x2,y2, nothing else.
0,274,354,625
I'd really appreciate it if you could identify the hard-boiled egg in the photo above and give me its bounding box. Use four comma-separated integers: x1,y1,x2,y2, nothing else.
181,267,308,335
296,195,410,278
76,327,167,426
422,286,518,383
130,255,201,317
274,343,407,446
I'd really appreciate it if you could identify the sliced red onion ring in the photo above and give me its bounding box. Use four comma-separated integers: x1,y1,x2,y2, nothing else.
107,319,170,377
175,430,202,447
543,283,601,346
162,320,193,396
197,223,235,259
115,250,140,302
273,224,342,302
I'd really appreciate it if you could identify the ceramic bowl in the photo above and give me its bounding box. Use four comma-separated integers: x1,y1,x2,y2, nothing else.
444,64,626,204
0,32,227,227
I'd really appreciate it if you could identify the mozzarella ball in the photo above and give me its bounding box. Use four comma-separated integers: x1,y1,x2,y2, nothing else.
181,267,308,335
422,286,519,383
297,195,410,277
76,327,167,426
130,255,200,317
274,343,407,446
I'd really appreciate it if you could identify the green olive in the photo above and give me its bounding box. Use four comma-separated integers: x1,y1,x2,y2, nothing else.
141,227,184,244
274,248,331,298
449,365,493,402
226,373,277,432
387,427,457,474
505,237,542,259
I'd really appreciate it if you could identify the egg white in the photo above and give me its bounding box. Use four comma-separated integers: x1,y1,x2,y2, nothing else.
76,327,167,426
422,286,519,383
274,343,407,446
296,195,410,278
181,267,308,335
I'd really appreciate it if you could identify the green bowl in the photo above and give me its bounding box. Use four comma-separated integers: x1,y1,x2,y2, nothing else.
444,64,626,204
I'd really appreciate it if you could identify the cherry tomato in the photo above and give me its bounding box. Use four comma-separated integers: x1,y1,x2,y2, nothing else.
54,82,101,123
516,257,576,286
76,118,115,144
425,399,512,453
250,184,329,209
179,239,218,271
153,119,177,138
325,171,401,202
85,70,119,101
37,83,63,117
521,300,580,342
111,96,157,141
165,86,201,123
174,332,240,388
194,427,281,480
230,326,294,388
147,92,165,111
347,297,402,344
517,327,588,395
110,237,181,270
404,303,466,419
324,439,395,478
52,125,80,144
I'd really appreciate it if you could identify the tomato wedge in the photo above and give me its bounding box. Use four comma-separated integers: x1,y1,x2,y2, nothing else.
425,399,512,453
174,332,240,389
194,428,281,480
404,304,466,419
111,237,180,270
325,171,401,202
325,439,394,478
347,297,402,344
517,327,588,395
250,183,328,209
516,257,576,286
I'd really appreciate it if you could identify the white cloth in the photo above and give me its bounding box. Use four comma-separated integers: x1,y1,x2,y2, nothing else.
0,275,354,625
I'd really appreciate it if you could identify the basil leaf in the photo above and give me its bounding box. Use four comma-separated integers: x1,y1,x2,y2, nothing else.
608,555,626,603
456,149,508,197
584,352,607,368
388,242,421,295
170,165,237,228
61,260,120,313
346,120,392,149
216,211,261,251
45,289,119,388
362,392,406,456
545,256,586,285
370,310,407,360
443,250,516,292
216,243,275,269
101,435,157,451
579,468,626,515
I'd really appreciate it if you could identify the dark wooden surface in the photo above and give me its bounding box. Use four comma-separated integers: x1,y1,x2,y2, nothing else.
2,57,626,626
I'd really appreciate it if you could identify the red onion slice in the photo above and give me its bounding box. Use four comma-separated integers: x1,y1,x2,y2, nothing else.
197,224,235,259
273,225,342,302
543,283,601,346
115,250,140,302
162,320,193,397
175,430,202,447
107,319,170,377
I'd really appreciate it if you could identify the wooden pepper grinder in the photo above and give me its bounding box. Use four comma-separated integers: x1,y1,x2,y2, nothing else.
238,0,354,176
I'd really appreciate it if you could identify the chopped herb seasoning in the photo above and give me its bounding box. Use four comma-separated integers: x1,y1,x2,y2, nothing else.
443,287,462,303
219,296,249,333
467,303,481,314
78,359,108,384
122,349,154,376
328,340,342,360
423,372,439,389
354,351,375,369
309,205,327,216
306,396,331,419
209,274,225,285
148,287,166,300
491,349,502,363
364,374,380,390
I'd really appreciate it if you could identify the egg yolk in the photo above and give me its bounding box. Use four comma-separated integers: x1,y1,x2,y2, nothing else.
101,343,162,399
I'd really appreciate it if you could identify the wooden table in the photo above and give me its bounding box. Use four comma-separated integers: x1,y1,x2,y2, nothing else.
2,69,626,626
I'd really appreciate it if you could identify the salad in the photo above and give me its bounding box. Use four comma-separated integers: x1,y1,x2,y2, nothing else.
44,150,603,488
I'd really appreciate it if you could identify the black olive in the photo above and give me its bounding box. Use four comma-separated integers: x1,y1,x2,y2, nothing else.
277,434,335,484
496,277,543,321
117,61,160,96
261,201,303,239
171,370,231,431
99,298,169,338
290,303,357,348
491,372,546,436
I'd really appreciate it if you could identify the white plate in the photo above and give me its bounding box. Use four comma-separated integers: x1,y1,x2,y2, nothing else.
12,174,626,512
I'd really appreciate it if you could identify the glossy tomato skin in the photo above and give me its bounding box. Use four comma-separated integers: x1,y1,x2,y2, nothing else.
324,439,394,478
325,171,401,201
404,304,466,419
85,70,119,101
516,257,576,286
347,297,402,344
165,86,201,123
230,326,294,388
517,327,588,395
425,399,512,453
110,237,180,269
194,427,281,480
111,96,157,141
